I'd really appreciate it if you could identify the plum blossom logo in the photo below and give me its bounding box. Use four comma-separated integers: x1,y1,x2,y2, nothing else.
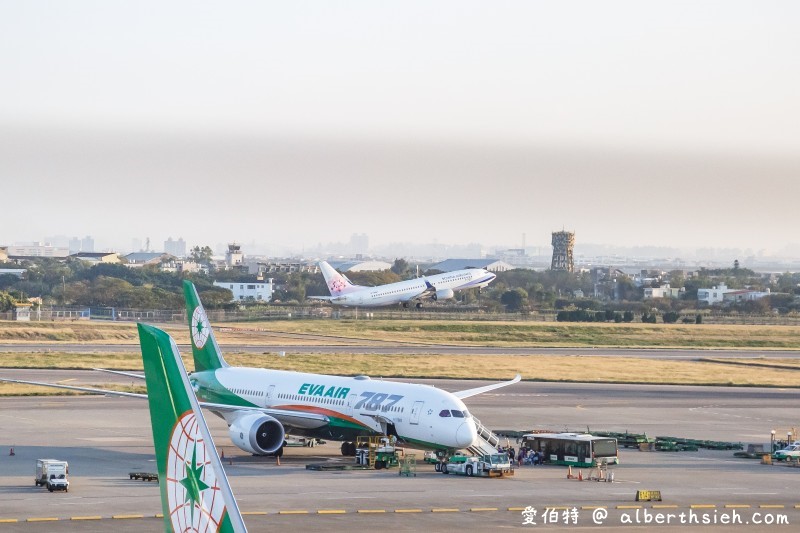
329,279,346,294
166,412,226,532
191,307,210,349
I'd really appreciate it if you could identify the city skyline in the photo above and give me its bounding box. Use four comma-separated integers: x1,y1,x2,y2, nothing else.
2,2,799,256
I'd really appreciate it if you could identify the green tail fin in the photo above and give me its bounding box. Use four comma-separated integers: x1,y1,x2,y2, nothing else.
138,323,246,533
183,280,227,372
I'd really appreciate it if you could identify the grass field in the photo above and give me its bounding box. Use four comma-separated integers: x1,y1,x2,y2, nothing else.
5,319,800,349
1,319,799,394
1,350,799,395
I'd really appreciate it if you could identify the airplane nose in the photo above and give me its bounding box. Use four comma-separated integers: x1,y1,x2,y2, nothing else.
456,421,478,448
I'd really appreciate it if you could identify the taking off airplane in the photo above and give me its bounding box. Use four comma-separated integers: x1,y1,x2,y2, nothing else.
309,260,496,308
138,323,246,533
0,281,518,458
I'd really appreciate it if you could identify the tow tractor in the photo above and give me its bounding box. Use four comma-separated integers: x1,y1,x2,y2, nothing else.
439,453,514,477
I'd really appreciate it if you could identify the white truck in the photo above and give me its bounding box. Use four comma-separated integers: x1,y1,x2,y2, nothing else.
441,453,514,477
35,459,70,492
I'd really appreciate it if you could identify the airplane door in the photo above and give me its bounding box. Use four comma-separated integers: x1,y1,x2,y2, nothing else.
265,385,275,407
346,393,357,416
410,401,424,425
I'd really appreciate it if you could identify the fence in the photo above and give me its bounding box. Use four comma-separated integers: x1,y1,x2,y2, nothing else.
2,307,800,326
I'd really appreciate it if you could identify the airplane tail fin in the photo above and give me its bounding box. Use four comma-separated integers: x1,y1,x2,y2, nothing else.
138,323,246,533
319,261,359,296
183,280,228,372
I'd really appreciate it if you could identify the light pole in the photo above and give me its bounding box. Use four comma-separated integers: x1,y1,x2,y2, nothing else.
771,430,776,452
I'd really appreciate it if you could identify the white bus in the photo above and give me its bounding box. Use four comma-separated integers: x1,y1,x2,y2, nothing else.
522,433,618,467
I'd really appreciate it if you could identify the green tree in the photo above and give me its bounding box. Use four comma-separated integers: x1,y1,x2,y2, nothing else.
500,288,528,312
391,258,410,278
190,246,214,265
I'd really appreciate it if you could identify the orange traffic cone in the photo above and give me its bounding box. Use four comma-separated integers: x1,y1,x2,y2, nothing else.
9,447,15,456
578,469,583,481
567,465,573,479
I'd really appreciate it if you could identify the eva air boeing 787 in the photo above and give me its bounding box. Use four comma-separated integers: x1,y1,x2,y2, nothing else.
1,281,520,457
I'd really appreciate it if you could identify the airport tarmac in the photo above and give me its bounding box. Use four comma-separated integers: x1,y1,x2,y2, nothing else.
1,375,798,531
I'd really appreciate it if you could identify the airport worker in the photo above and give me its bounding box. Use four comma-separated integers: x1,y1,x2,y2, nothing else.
275,441,285,465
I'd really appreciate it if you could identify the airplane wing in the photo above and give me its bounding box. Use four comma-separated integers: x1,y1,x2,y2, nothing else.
0,377,330,429
453,374,522,399
93,368,145,380
400,280,436,302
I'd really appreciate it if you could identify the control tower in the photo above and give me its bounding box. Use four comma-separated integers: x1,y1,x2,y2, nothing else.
551,231,575,272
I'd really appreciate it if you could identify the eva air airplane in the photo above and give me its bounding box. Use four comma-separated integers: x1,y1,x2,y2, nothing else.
139,323,246,532
1,280,520,457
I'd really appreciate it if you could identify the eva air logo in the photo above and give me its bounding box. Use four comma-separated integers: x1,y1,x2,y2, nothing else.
167,412,226,531
191,307,210,349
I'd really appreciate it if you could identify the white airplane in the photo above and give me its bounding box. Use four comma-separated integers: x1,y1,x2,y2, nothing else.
0,281,520,459
309,260,497,308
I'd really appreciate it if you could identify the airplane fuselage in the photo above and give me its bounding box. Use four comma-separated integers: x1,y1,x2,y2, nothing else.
191,367,478,450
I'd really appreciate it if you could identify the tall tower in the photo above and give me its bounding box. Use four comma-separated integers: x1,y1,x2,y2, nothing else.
551,231,575,272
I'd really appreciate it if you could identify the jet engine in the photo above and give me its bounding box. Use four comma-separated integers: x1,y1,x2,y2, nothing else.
434,288,454,301
228,413,285,455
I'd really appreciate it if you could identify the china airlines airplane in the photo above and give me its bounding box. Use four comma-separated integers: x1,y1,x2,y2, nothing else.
1,281,519,459
309,261,497,308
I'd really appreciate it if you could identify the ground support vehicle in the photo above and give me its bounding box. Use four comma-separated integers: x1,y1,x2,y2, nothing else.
355,435,401,469
399,453,417,477
522,433,619,467
772,441,800,462
440,453,514,477
35,459,69,492
129,472,159,481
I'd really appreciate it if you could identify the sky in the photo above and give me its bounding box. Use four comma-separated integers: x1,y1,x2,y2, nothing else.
1,1,799,258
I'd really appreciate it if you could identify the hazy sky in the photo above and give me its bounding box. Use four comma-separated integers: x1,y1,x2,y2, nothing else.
2,1,799,256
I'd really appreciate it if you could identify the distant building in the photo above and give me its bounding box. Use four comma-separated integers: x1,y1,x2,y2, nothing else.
697,283,731,305
551,231,575,272
12,303,32,321
643,284,684,299
69,252,120,265
723,289,771,303
8,242,69,259
428,259,513,273
327,260,392,272
124,252,175,268
0,246,8,262
164,237,187,258
0,268,25,278
349,233,369,255
214,280,274,302
225,243,243,268
254,261,318,274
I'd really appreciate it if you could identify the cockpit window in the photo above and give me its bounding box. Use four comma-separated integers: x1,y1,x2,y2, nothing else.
439,409,451,417
451,410,465,418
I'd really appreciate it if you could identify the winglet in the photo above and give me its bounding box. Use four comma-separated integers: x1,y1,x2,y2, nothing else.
452,374,522,399
138,323,246,533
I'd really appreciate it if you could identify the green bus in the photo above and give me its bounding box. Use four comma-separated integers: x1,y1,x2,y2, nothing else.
522,433,618,467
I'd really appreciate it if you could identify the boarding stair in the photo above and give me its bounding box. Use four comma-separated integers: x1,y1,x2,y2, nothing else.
466,416,500,456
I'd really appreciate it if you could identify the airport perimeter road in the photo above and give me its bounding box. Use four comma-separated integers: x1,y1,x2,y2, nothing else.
2,343,800,360
1,380,799,531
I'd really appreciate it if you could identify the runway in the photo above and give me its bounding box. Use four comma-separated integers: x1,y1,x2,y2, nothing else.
1,373,799,531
